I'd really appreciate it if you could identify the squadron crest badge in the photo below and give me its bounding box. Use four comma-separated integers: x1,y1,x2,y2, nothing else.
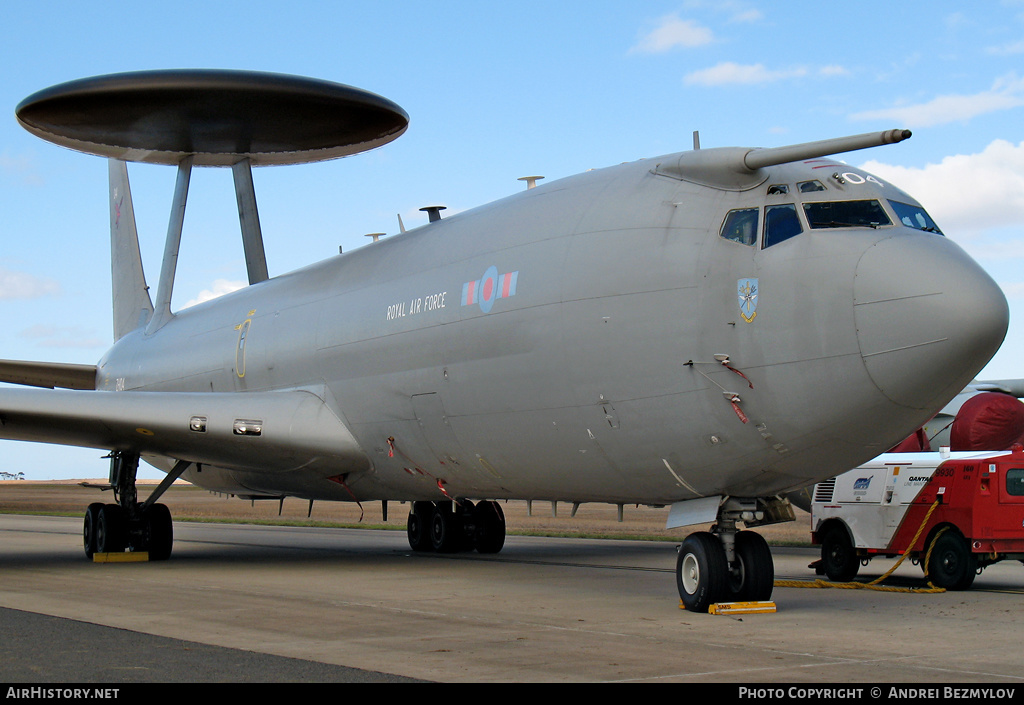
738,278,758,323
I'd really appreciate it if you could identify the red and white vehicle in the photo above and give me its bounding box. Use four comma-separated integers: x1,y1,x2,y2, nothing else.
811,447,1024,589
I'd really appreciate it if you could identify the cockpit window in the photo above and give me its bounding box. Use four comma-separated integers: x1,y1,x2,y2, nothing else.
798,180,826,193
889,200,944,235
767,184,789,195
803,200,892,229
720,208,758,246
763,204,803,248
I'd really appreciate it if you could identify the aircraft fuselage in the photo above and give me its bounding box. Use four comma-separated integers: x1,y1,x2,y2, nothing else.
94,151,1007,506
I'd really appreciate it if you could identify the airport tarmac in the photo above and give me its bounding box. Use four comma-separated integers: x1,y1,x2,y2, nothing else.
1,514,1023,683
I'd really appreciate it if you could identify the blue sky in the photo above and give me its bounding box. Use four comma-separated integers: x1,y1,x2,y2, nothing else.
2,1,1024,479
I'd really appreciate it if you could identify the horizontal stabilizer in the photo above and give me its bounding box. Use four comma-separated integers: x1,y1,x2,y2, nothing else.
0,359,97,390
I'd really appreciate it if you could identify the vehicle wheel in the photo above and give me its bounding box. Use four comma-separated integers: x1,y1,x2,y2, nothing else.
96,504,126,554
407,502,434,552
143,504,173,561
821,524,859,582
676,532,728,613
729,530,774,602
927,530,977,590
430,503,460,553
83,503,104,559
473,501,506,554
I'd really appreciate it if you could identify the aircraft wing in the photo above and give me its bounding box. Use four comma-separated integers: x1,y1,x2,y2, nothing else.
0,359,97,390
972,379,1024,397
0,386,369,473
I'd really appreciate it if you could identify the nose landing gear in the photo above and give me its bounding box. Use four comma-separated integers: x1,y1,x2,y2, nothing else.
676,497,784,612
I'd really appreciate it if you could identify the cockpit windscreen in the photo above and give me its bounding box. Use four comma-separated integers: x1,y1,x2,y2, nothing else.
803,200,891,230
888,200,943,235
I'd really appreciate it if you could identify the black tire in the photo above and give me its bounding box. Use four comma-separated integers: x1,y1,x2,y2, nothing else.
407,502,434,552
455,500,476,552
473,501,506,554
730,530,774,602
143,504,173,561
821,524,859,582
83,503,104,559
430,503,460,553
927,529,977,590
676,532,728,613
96,504,126,554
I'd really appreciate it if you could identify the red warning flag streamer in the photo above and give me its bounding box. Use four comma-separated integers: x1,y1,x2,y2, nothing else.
725,393,749,424
387,435,454,502
723,362,753,389
327,474,364,522
436,479,454,501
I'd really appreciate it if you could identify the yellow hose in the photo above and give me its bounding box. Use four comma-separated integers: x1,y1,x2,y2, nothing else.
776,500,947,594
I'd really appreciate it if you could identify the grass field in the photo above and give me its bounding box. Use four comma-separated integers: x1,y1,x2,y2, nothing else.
0,480,814,545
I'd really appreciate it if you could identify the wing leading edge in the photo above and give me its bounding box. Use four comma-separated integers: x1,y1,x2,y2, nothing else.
0,359,97,390
0,386,370,474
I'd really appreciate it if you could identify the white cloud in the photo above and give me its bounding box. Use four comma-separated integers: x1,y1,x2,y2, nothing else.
631,15,714,54
729,9,763,23
987,38,1024,56
182,279,246,309
818,65,850,77
0,151,43,186
684,62,808,86
677,0,762,24
1000,282,1024,299
859,139,1024,240
19,324,106,349
850,74,1024,127
945,12,970,29
0,267,60,300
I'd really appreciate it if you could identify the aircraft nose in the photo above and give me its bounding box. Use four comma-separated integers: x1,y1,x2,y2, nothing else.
854,233,1008,410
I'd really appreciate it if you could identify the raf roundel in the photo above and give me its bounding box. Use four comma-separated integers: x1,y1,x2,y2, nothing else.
461,266,519,313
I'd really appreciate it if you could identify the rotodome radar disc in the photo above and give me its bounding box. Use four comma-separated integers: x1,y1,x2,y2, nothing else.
16,69,409,166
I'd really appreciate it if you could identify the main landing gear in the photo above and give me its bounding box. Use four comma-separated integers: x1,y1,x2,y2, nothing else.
83,452,188,561
676,498,778,612
407,500,506,554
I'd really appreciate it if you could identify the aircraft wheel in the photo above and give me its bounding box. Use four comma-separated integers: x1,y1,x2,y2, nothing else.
821,524,859,582
927,530,977,590
473,500,506,554
729,530,774,602
143,504,173,561
83,503,104,559
407,502,435,552
96,504,127,554
676,532,728,613
456,500,477,552
430,503,460,553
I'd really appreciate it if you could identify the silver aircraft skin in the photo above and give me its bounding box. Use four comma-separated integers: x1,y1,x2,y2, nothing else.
95,146,1006,503
0,72,1010,611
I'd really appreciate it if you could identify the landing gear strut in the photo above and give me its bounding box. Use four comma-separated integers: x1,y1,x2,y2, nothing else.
407,500,506,554
676,497,783,612
82,453,188,560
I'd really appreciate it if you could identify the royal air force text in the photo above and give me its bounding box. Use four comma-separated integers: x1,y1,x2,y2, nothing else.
386,291,447,321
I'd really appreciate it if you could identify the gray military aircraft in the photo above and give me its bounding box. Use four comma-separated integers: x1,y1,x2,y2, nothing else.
1,70,1009,612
